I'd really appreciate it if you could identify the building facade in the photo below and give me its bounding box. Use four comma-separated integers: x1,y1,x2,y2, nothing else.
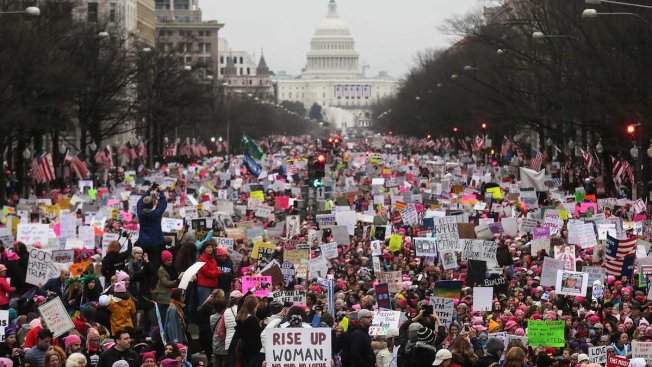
274,0,398,130
137,0,156,46
154,0,224,77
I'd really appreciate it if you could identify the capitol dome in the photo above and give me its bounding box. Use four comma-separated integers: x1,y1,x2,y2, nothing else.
302,0,361,79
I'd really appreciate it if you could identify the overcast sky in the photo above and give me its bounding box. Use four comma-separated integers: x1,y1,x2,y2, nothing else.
201,0,487,79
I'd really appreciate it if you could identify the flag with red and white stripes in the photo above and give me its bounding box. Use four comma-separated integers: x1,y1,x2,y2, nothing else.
604,234,637,275
581,148,594,171
612,156,624,181
501,138,511,157
472,135,484,152
32,154,55,183
67,151,90,179
530,149,543,171
164,144,177,159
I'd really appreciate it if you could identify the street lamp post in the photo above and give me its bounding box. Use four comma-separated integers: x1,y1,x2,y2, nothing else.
585,0,652,10
582,8,652,28
0,6,40,15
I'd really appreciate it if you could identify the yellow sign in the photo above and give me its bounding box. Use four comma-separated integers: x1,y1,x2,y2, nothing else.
486,187,503,199
252,241,275,259
250,191,264,201
389,234,402,252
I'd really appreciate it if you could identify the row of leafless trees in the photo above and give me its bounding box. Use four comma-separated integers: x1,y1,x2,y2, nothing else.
374,0,652,155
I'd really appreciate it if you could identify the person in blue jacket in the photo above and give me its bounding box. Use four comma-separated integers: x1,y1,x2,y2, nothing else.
136,184,167,283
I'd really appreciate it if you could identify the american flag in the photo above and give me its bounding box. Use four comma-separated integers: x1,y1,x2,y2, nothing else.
612,156,624,181
433,139,442,151
137,140,147,158
624,162,635,185
32,154,55,183
501,138,511,157
426,140,435,148
604,234,637,276
473,135,484,152
530,149,543,171
67,151,90,179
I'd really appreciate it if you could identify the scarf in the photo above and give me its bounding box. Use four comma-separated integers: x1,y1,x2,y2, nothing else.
170,299,187,330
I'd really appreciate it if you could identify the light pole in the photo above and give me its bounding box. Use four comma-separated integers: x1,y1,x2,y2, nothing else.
585,0,652,9
222,82,231,158
582,8,652,28
532,31,572,40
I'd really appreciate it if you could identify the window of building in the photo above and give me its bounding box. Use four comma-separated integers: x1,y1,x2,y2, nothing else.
87,2,98,22
239,57,243,64
249,80,252,85
220,56,224,64
109,3,116,22
205,31,211,37
182,42,192,53
239,68,243,75
184,55,192,64
155,0,170,10
246,67,250,75
198,43,210,53
289,92,292,98
174,0,189,9
220,68,225,75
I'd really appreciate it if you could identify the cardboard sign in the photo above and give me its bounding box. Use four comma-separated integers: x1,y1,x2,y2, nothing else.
527,320,565,347
371,240,382,256
178,262,205,289
377,271,402,293
433,216,459,249
271,290,306,305
555,270,588,296
252,241,276,260
161,218,183,233
17,223,50,245
541,257,564,287
0,310,8,342
429,297,455,327
242,275,273,297
265,328,331,367
26,249,60,286
320,242,338,260
369,311,402,336
38,297,75,338
606,356,629,367
473,287,493,311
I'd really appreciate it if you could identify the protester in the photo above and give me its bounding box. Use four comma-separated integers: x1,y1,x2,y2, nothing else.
96,330,138,367
25,329,53,367
234,295,262,367
164,289,187,344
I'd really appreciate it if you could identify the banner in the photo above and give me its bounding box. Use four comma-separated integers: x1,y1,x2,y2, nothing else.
429,297,455,327
527,320,565,347
606,356,629,367
271,291,306,305
242,275,272,297
265,328,331,367
38,297,75,338
588,346,607,365
632,341,652,360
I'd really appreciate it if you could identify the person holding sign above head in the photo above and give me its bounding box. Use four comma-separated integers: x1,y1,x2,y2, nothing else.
135,184,167,277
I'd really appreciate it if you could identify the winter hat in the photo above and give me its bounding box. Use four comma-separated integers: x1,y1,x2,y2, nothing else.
358,309,372,319
486,338,505,355
230,290,243,299
142,196,154,212
112,361,129,367
141,352,156,363
217,247,228,256
113,281,127,293
0,265,7,273
578,354,589,363
640,318,650,327
65,354,86,367
0,358,13,367
161,250,173,262
64,335,82,350
488,319,501,333
504,320,518,331
588,315,600,323
646,327,652,337
514,328,525,336
115,270,129,282
160,360,177,367
417,327,435,343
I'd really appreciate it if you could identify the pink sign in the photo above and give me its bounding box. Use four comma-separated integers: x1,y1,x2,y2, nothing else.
579,202,598,214
242,276,272,297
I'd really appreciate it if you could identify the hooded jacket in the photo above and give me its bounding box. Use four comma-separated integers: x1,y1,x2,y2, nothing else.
197,252,221,288
408,341,438,367
136,191,167,248
346,320,376,367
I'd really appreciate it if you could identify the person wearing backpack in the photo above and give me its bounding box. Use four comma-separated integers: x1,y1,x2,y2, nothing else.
474,338,503,367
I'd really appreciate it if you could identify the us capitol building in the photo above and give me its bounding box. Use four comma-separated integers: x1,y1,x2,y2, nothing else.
274,0,398,131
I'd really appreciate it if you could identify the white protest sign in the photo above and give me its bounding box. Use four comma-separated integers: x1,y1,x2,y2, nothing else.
369,311,402,336
26,249,60,286
632,341,652,360
520,218,539,233
473,287,493,311
37,297,75,338
414,237,437,256
309,256,329,279
265,328,331,367
216,237,235,250
377,271,402,293
271,291,307,305
51,250,75,264
179,262,205,289
434,217,459,249
371,241,382,256
78,226,96,249
588,346,607,365
0,310,8,341
17,223,50,245
315,214,336,227
320,242,338,260
541,257,564,287
161,218,183,233
429,297,455,327
59,214,77,240
101,233,121,255
555,270,589,296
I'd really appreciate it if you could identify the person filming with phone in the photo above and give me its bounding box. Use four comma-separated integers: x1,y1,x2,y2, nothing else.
136,183,167,276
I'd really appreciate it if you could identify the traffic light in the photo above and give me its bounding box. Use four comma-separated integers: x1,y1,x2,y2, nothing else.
481,122,488,132
309,153,326,187
453,127,459,133
427,134,432,139
627,124,637,137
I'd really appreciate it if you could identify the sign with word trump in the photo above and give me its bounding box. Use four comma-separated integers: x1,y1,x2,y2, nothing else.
26,249,60,286
265,328,331,367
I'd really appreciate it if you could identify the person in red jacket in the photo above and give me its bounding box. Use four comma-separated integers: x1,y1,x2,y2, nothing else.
197,239,221,306
0,265,14,310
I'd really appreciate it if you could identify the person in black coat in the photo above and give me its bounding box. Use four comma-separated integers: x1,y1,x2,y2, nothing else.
474,338,504,367
347,309,376,367
38,268,70,298
100,236,132,279
409,327,439,367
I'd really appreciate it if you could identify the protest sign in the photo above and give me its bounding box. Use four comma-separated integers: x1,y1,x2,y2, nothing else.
50,250,74,264
309,256,329,279
216,237,235,250
377,271,402,293
606,356,629,367
588,346,607,365
555,270,588,296
554,245,577,271
161,218,183,233
414,237,437,256
429,297,455,327
38,297,74,338
59,214,76,240
78,226,95,249
440,249,458,270
527,320,565,347
101,232,121,255
320,242,338,260
369,311,402,336
315,214,336,227
632,341,652,360
434,216,459,249
271,291,306,305
265,328,331,367
179,262,205,289
0,310,7,342
541,257,564,287
242,276,273,297
371,240,382,256
520,218,539,233
388,234,402,252
17,223,50,245
473,287,493,311
462,240,497,268
252,241,276,260
26,249,60,286
433,280,463,299
375,283,391,309
584,266,606,285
